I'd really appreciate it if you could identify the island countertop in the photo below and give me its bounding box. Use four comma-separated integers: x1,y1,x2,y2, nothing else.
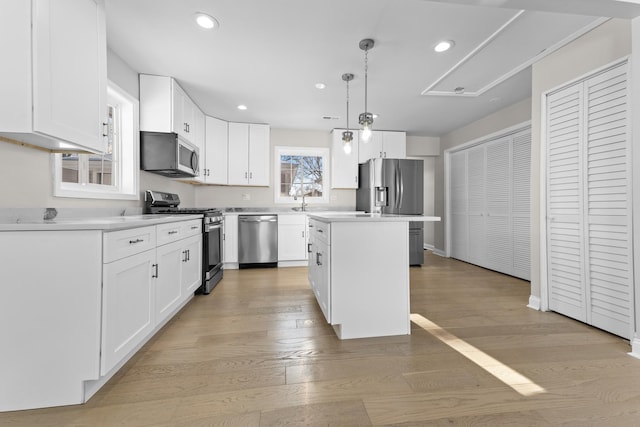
306,212,441,223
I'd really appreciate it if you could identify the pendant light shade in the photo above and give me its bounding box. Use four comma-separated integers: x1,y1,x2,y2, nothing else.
358,38,375,143
342,73,354,154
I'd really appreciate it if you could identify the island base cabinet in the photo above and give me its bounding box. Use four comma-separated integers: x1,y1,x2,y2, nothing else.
308,219,411,340
0,231,102,412
330,222,410,339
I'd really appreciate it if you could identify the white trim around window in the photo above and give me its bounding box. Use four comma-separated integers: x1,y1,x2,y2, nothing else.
52,81,139,200
274,146,330,205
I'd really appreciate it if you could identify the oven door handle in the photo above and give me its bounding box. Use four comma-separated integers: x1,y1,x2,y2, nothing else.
205,223,223,232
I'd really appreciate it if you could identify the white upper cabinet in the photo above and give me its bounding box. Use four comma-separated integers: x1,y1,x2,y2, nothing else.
204,116,229,185
358,131,406,163
0,0,108,153
331,129,359,189
228,122,270,186
139,74,201,146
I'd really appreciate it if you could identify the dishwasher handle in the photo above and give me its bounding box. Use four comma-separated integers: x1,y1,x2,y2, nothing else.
239,215,277,223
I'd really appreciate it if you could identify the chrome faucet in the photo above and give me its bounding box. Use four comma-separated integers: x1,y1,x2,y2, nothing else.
301,193,308,212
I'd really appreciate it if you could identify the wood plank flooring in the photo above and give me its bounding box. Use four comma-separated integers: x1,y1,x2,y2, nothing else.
2,252,640,426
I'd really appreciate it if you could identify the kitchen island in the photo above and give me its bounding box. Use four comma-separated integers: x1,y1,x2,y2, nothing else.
306,213,440,340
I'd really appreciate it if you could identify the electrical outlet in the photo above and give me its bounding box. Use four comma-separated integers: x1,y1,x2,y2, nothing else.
242,193,250,201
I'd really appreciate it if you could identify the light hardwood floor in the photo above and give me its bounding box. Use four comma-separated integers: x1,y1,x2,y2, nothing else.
2,252,640,426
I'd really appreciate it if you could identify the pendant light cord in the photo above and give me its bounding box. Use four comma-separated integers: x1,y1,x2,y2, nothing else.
364,48,368,113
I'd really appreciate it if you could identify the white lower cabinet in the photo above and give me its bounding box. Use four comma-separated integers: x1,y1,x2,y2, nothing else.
101,248,155,375
308,219,331,321
277,214,308,262
223,214,239,267
101,219,201,376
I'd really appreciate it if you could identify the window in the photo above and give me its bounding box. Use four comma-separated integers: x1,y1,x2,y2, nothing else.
274,146,329,204
52,81,139,200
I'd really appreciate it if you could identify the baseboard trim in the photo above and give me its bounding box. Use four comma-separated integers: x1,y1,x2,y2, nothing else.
423,243,435,251
628,338,640,359
527,295,541,310
432,248,446,257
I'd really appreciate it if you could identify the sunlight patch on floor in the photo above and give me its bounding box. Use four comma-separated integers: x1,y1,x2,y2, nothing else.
410,313,546,397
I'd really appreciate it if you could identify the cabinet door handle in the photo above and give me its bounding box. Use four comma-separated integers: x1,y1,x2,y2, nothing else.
307,243,312,253
245,172,248,178
187,249,190,261
301,231,305,238
102,122,109,137
249,172,253,179
191,225,199,230
384,151,387,157
129,238,143,244
316,252,322,266
152,263,158,278
380,151,382,157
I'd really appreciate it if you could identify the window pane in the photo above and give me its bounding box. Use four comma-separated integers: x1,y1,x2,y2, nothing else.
61,154,79,183
88,104,116,186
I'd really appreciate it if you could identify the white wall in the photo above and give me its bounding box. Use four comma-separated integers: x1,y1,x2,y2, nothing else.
530,18,631,300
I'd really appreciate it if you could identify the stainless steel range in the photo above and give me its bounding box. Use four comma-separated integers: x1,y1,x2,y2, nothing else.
144,190,223,294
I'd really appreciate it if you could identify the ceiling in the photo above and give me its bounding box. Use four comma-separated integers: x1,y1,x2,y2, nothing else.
105,0,640,137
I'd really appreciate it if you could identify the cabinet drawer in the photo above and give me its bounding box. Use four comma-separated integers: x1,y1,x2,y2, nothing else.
278,214,306,225
156,221,185,246
182,219,202,238
103,226,156,263
310,220,330,245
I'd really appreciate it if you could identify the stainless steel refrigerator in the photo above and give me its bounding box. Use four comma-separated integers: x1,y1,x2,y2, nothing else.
356,158,424,265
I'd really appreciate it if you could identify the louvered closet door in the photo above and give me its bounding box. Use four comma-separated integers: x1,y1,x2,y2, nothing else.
512,130,531,280
485,137,511,275
450,151,468,261
546,84,587,323
467,145,486,267
584,64,632,338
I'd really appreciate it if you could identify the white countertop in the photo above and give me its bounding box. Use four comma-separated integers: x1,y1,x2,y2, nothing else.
307,213,441,223
0,214,203,232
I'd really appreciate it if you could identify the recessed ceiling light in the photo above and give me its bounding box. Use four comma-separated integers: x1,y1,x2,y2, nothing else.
194,12,218,30
315,83,326,90
237,104,247,110
434,40,454,53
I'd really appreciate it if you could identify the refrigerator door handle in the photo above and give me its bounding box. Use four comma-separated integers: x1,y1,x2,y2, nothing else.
398,165,404,209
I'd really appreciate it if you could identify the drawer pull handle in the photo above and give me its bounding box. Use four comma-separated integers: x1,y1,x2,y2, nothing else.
129,238,143,244
191,226,199,230
168,230,178,235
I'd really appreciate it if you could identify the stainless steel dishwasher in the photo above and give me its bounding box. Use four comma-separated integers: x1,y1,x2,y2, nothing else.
238,215,278,268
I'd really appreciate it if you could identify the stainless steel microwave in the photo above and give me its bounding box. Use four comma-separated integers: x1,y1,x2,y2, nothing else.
140,132,199,178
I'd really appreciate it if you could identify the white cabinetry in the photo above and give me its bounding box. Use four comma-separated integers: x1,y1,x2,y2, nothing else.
139,74,201,146
0,0,107,152
101,220,202,376
228,122,270,186
358,131,406,163
331,129,359,189
278,214,308,264
308,219,331,321
307,217,411,339
0,230,103,412
223,214,239,267
204,116,229,184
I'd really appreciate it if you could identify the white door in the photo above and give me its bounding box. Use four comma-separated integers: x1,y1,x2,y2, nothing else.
467,145,486,267
485,137,511,275
248,124,270,186
228,122,249,185
450,151,468,262
545,62,632,338
512,130,532,280
583,64,632,338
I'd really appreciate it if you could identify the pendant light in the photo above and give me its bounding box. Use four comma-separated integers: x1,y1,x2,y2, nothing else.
358,38,375,143
341,73,354,154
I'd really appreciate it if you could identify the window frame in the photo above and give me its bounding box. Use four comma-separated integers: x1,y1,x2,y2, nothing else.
52,80,139,200
273,146,330,205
